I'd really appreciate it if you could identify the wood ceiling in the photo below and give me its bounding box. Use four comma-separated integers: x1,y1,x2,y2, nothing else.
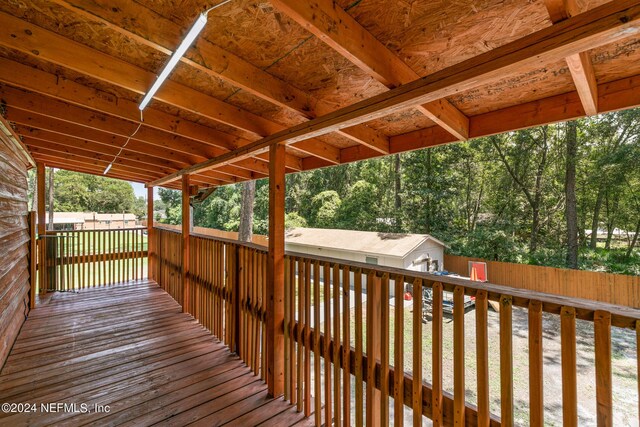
0,0,639,190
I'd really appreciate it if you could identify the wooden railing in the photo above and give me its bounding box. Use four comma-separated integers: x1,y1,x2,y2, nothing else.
39,227,148,292
153,227,640,426
154,227,267,378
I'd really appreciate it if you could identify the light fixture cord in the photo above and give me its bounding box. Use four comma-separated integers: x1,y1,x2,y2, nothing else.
106,110,144,173
205,0,233,15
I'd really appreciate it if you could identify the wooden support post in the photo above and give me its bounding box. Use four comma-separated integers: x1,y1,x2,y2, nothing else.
36,162,46,295
267,142,285,398
147,186,154,281
28,211,37,309
182,174,191,314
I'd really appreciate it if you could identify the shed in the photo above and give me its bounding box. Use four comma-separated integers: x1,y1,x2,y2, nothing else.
285,227,446,272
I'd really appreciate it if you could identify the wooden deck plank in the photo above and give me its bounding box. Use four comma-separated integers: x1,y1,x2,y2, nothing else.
0,328,211,390
0,281,303,426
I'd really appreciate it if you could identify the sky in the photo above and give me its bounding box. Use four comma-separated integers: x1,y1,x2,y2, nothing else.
131,182,159,200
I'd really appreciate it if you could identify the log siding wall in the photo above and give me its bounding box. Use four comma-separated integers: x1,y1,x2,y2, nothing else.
0,135,30,368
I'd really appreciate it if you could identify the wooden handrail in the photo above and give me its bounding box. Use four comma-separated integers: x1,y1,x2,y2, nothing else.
154,227,640,329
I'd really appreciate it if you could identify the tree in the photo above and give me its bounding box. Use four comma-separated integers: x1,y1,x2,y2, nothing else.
565,120,579,268
583,110,640,248
337,180,379,230
310,191,341,228
490,127,559,254
132,196,147,220
51,170,137,213
158,188,181,224
47,168,54,230
238,181,256,242
285,212,307,229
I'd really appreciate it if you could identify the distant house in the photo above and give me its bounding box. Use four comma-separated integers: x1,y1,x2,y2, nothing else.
45,212,138,230
285,227,446,272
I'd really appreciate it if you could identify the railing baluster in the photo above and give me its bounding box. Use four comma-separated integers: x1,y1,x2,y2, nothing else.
297,258,305,411
637,320,640,423
500,295,513,426
453,286,465,426
594,310,612,427
313,260,321,426
411,279,422,427
431,281,442,426
354,268,364,427
342,265,351,426
100,230,103,286
380,273,390,425
394,275,404,427
529,300,544,427
282,254,290,401
290,256,298,406
367,272,381,427
475,290,490,427
333,263,342,427
251,249,261,375
561,306,578,427
110,230,114,285
324,262,332,425
304,259,312,417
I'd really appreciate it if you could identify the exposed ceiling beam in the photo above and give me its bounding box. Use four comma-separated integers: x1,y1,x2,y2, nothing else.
0,58,297,174
147,0,640,187
14,125,189,172
50,0,390,156
564,52,599,116
543,0,580,23
32,153,169,183
270,0,470,141
544,0,599,116
32,156,183,189
22,137,235,185
22,136,176,176
0,12,340,166
5,109,242,185
341,72,640,165
0,85,262,181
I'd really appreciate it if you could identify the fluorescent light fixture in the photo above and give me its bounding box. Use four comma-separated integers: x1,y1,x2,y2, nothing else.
138,13,208,111
103,163,113,175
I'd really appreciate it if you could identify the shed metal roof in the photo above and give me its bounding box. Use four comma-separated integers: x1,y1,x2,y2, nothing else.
285,227,445,258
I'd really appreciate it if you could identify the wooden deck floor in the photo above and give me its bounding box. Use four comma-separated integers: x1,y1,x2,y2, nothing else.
0,280,313,426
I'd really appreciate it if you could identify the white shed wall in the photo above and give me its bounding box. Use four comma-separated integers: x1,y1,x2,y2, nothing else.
402,241,445,272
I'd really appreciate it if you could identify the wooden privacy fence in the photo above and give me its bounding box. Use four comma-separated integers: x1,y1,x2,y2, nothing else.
445,254,640,308
38,227,148,292
153,227,640,426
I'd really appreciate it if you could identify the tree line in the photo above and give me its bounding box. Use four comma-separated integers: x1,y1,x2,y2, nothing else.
28,169,147,219
159,110,640,274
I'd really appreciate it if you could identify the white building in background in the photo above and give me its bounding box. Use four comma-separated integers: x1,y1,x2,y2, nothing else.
285,227,446,272
44,212,138,230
